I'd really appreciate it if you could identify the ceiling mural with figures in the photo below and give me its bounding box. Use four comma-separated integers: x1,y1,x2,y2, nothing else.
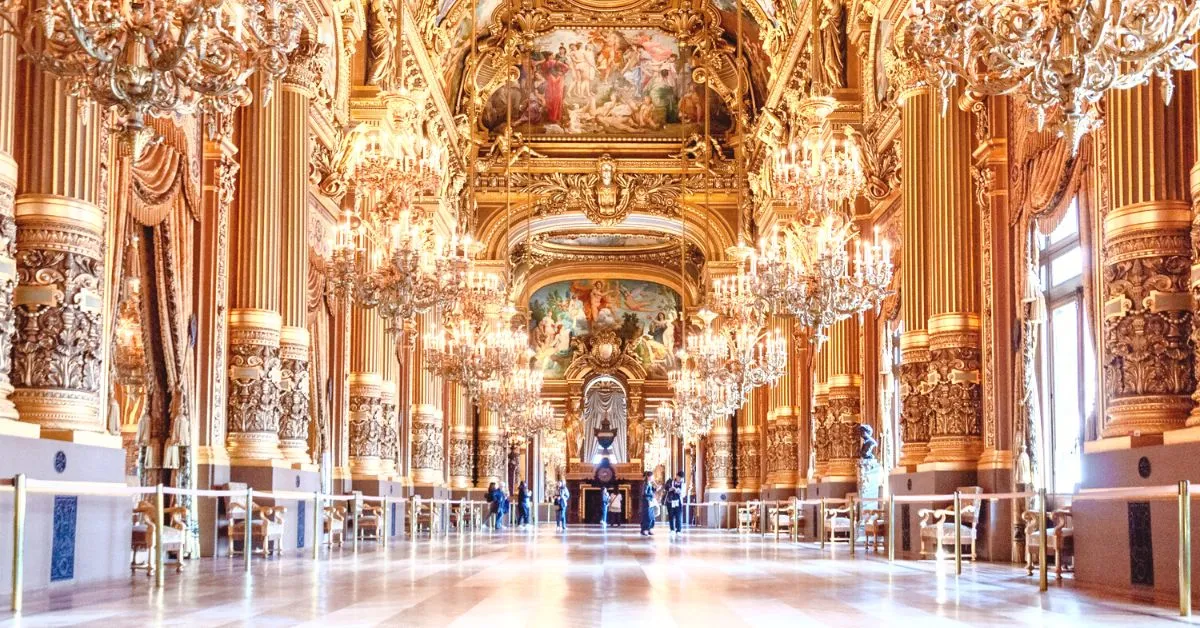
482,28,733,138
529,278,682,379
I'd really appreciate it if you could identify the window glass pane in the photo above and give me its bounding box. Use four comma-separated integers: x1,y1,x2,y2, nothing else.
1050,301,1083,494
1051,246,1083,286
1048,198,1079,245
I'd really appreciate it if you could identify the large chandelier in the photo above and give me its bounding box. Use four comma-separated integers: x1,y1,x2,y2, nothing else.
905,0,1200,151
0,0,303,151
506,400,556,441
424,304,528,398
759,113,893,344
481,350,543,422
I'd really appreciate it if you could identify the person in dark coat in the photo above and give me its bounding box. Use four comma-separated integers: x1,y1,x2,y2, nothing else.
486,481,499,528
601,487,612,527
496,482,510,529
641,471,656,536
667,471,685,536
555,480,570,531
517,481,532,527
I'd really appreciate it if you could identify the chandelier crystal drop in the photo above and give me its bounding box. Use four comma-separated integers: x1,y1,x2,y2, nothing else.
0,0,304,151
904,0,1200,151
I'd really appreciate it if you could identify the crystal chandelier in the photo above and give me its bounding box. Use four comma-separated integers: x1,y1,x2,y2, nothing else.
759,112,893,345
424,304,528,398
481,349,543,423
506,399,556,441
0,0,303,151
905,0,1200,151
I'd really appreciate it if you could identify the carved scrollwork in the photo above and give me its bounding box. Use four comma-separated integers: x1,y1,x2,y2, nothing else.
349,393,383,459
812,403,830,467
765,421,798,475
412,418,444,471
737,438,760,484
449,434,472,478
514,156,686,226
478,435,507,480
11,223,104,397
226,337,282,436
278,352,311,445
926,340,982,439
0,182,17,393
704,433,732,483
826,393,861,462
898,359,930,445
380,400,398,465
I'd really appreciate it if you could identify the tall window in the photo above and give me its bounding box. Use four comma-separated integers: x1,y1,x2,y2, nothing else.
1036,199,1096,494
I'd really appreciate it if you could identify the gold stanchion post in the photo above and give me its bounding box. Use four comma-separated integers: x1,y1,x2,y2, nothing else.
312,492,321,560
155,484,165,588
1179,480,1191,617
1038,488,1047,592
819,499,826,549
887,497,896,562
12,473,26,613
244,487,253,572
953,490,962,575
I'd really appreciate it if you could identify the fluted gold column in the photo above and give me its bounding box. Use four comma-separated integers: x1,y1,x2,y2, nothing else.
825,317,861,480
1101,81,1195,437
277,40,323,465
923,85,983,466
226,74,284,463
476,406,505,488
448,383,472,489
348,300,384,476
893,60,933,470
765,316,798,488
0,31,28,436
11,63,106,438
411,312,444,485
704,414,733,492
737,386,763,493
812,348,830,479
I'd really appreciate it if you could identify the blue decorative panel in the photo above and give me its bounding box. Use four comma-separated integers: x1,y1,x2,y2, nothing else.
51,495,78,582
53,451,66,473
391,503,398,537
901,504,911,553
297,500,306,549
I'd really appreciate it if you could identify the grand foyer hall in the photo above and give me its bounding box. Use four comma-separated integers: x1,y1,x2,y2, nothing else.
3,0,1200,621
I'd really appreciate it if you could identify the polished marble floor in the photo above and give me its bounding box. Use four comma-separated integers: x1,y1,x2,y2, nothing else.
1,525,1195,627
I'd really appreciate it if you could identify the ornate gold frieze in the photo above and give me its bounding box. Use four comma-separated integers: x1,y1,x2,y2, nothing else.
765,413,799,478
825,383,861,478
380,395,399,475
449,432,473,480
704,431,733,488
0,163,20,422
411,407,445,483
477,433,507,483
278,330,312,463
515,155,687,226
898,330,930,468
737,437,761,488
924,318,983,463
348,385,384,474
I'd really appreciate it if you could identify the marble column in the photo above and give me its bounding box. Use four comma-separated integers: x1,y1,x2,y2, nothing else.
225,74,284,463
277,39,323,466
348,302,384,476
411,312,444,486
11,62,106,438
1101,82,1195,438
704,415,733,492
0,32,27,436
448,383,472,489
825,318,861,481
924,85,984,467
892,64,933,470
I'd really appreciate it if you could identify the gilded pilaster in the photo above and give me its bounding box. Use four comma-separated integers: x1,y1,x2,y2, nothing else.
11,63,106,437
0,30,25,435
226,73,284,464
893,61,933,470
411,312,444,485
924,85,983,466
276,39,325,465
765,316,798,488
1100,82,1195,436
348,301,384,476
704,414,733,492
825,318,861,480
736,386,762,492
448,383,472,489
476,406,505,488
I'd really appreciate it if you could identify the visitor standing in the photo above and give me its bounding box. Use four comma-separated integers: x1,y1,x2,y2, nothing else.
600,486,612,527
496,482,510,529
555,479,570,531
610,491,623,527
517,481,532,527
667,471,685,536
640,471,656,536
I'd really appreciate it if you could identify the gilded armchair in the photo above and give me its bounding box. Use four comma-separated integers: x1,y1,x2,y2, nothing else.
768,500,798,536
1023,506,1073,578
918,486,981,560
357,502,384,540
823,493,857,544
411,496,440,534
737,501,761,533
227,496,287,557
131,500,189,576
324,505,347,546
860,506,887,552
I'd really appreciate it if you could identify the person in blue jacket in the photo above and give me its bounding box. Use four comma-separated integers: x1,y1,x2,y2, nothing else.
640,471,657,536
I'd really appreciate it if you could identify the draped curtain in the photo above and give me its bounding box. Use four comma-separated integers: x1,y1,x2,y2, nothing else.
308,251,334,490
1007,99,1095,492
583,379,628,464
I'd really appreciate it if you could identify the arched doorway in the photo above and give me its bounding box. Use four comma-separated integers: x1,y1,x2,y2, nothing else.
581,375,628,464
